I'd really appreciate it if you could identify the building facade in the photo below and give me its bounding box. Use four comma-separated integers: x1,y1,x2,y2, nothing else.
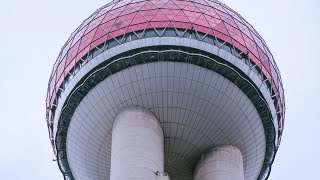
46,0,285,179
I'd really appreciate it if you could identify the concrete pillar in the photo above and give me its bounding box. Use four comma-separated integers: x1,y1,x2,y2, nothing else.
194,145,244,180
110,105,165,180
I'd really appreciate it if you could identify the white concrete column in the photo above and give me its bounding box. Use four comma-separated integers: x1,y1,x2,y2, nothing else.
110,105,165,180
194,145,244,180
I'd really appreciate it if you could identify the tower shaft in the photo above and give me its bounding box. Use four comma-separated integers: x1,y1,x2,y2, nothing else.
110,106,165,180
194,145,244,180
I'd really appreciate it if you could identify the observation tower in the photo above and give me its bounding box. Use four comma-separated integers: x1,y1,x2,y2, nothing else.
46,0,285,179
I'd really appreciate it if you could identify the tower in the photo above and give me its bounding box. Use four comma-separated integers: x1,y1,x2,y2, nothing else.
46,0,285,179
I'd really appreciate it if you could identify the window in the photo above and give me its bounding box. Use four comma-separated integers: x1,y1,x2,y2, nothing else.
131,32,139,41
144,29,157,38
163,28,177,37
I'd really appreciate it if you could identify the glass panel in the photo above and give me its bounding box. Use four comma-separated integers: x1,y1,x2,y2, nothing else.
144,29,157,38
163,28,177,37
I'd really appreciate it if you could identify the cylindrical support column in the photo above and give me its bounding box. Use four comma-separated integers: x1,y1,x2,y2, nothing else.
110,105,164,180
194,145,244,180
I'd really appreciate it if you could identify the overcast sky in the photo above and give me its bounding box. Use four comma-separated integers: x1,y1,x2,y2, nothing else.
0,0,319,179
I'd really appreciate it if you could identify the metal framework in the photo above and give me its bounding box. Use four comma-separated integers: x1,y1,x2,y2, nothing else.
46,0,286,179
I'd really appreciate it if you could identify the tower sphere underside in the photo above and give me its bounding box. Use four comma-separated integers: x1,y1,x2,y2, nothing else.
46,0,285,180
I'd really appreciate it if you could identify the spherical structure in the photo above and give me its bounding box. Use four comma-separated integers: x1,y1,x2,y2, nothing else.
46,0,285,180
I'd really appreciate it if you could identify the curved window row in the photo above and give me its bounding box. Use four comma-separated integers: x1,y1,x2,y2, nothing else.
50,28,281,135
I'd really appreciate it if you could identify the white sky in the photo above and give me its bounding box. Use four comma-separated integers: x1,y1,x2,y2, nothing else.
0,0,319,179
